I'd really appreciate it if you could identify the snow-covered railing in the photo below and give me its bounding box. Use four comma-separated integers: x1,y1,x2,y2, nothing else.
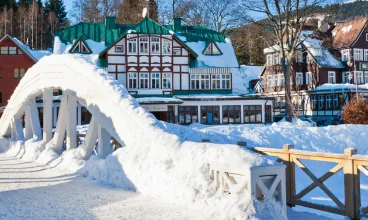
210,162,287,216
249,145,368,219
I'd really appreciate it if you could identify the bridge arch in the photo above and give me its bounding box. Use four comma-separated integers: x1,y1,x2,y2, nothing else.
0,54,179,159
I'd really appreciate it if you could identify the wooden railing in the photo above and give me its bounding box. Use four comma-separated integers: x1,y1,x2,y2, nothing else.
248,145,368,219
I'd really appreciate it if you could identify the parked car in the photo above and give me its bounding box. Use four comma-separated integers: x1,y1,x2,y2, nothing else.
299,117,317,127
331,113,345,125
273,114,286,122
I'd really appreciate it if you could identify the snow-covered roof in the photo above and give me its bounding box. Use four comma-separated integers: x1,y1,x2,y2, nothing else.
300,31,344,69
314,83,368,91
184,39,239,68
0,35,51,62
175,93,274,100
136,97,183,104
232,65,263,95
53,36,106,56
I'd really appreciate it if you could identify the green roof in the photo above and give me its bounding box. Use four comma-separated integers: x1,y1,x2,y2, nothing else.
164,25,227,43
55,17,228,47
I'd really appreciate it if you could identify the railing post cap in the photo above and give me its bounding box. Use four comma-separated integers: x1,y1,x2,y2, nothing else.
344,148,357,157
283,144,294,151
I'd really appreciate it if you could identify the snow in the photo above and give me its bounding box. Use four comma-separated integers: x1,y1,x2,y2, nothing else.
10,36,51,61
342,25,353,33
232,65,263,95
136,97,183,104
53,36,106,55
186,41,239,68
300,31,344,69
315,83,368,91
0,152,332,220
0,53,278,219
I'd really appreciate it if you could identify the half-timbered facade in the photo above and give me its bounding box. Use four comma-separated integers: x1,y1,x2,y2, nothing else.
260,20,368,123
0,35,51,117
53,16,274,125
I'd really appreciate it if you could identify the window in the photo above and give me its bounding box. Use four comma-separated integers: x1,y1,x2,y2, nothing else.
203,42,221,55
312,96,317,110
201,106,220,124
244,105,262,123
279,74,285,86
273,75,278,87
296,72,303,85
139,37,149,54
267,75,273,87
364,50,368,61
333,94,339,109
128,72,138,89
162,73,172,89
151,37,160,54
306,72,312,85
212,74,221,89
151,72,160,89
20,68,26,78
139,72,149,89
366,33,368,41
115,45,124,53
267,55,272,66
179,106,198,125
9,47,16,55
306,55,310,63
0,92,2,104
1,46,8,55
365,71,368,84
221,74,230,89
128,38,137,54
14,68,20,79
273,54,279,65
318,95,324,110
191,74,210,90
342,72,351,83
354,48,363,61
328,71,336,84
222,105,241,124
162,39,171,54
201,75,210,89
18,49,24,55
326,95,332,109
356,71,364,84
297,51,303,63
341,49,350,62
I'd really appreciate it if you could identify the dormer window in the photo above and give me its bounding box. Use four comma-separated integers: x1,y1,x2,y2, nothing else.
203,42,222,55
70,39,91,54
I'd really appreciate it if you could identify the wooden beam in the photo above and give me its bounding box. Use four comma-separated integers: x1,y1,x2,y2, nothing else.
26,99,42,141
66,95,77,150
294,158,345,210
43,88,53,143
80,117,98,159
52,96,68,154
296,163,343,200
98,125,111,158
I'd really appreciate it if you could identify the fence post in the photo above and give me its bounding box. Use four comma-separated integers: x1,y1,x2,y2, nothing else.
343,148,359,219
281,144,295,207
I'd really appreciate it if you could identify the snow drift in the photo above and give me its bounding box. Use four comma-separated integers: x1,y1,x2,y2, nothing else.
0,54,277,219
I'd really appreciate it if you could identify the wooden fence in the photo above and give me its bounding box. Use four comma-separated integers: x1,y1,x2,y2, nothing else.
248,145,368,220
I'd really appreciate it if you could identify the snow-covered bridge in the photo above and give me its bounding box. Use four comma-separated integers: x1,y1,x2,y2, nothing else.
0,54,287,219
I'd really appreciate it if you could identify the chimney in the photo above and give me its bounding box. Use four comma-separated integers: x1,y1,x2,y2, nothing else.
105,16,116,30
173,17,182,32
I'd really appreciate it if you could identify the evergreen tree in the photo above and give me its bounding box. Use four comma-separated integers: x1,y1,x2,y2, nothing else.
45,0,67,28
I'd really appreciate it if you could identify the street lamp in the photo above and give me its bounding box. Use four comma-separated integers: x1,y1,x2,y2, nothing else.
347,55,359,101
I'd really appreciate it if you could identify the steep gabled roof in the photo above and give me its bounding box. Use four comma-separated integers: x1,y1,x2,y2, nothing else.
134,17,171,34
0,34,51,62
332,18,368,49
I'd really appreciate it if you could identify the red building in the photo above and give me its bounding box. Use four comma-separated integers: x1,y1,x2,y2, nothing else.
0,35,50,117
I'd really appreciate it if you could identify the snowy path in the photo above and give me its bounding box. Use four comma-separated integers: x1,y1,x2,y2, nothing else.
0,152,334,220
0,153,203,220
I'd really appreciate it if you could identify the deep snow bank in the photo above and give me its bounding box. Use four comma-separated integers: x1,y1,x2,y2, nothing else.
0,54,277,219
